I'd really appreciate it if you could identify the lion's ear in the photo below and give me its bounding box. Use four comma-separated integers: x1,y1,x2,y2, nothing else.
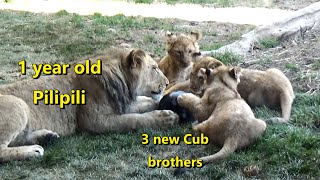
127,49,146,68
165,30,177,44
199,68,206,75
199,68,213,82
208,60,224,69
199,68,213,77
229,67,242,82
190,30,202,42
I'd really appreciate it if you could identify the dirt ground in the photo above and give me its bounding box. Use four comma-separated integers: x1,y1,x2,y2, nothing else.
230,0,319,10
242,28,320,94
0,13,318,94
265,0,320,10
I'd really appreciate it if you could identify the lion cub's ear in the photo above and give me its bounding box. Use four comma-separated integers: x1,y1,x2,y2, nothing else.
199,68,213,78
165,30,177,44
229,67,242,83
190,30,202,42
127,49,146,68
208,60,224,69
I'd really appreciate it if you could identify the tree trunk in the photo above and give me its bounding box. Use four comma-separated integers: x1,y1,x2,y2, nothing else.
201,2,320,57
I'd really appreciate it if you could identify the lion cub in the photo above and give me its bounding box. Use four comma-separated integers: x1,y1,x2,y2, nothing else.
177,65,267,165
184,56,295,123
158,31,202,89
237,68,295,123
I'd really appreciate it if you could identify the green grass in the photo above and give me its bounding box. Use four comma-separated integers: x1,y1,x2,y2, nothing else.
312,59,320,69
201,42,224,51
258,56,273,66
135,0,154,4
2,0,13,3
259,37,280,49
285,63,299,71
211,51,242,65
0,10,177,83
291,93,320,129
55,9,69,16
165,0,177,5
0,10,319,179
184,0,233,7
144,34,157,43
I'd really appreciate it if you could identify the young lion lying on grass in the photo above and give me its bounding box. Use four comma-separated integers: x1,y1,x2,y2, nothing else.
177,65,267,166
237,68,295,123
167,56,295,123
0,48,179,163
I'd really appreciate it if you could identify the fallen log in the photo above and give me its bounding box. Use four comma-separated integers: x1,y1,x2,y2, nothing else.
201,2,320,57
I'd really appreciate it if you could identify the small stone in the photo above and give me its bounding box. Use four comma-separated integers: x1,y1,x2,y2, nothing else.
107,28,116,33
243,164,260,177
119,43,131,48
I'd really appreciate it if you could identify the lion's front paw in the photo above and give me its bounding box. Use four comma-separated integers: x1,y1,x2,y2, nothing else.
23,145,44,159
31,130,60,146
192,123,199,132
42,132,60,145
192,120,199,127
154,110,179,127
31,145,44,157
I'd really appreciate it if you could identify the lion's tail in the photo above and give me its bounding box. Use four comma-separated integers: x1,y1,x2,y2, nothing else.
174,139,238,176
266,90,294,124
280,90,294,122
200,139,237,165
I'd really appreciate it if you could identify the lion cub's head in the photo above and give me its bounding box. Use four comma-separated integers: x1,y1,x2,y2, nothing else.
165,30,202,67
189,56,225,95
125,49,169,100
191,65,242,96
203,65,241,90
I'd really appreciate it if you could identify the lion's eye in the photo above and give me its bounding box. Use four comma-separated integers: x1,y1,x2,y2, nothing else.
192,52,201,57
188,50,192,54
176,51,182,56
152,66,158,72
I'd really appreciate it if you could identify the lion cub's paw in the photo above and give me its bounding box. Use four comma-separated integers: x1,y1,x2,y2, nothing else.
177,93,194,107
192,120,199,126
192,123,201,133
154,110,179,127
265,117,290,125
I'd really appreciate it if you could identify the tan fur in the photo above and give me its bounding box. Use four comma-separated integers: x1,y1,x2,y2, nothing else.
0,48,179,163
177,65,266,165
158,31,202,89
164,56,224,94
237,68,295,123
179,56,295,123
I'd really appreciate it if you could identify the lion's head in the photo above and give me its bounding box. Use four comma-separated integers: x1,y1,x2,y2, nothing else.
189,56,225,95
87,48,168,114
165,30,202,67
125,49,169,100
